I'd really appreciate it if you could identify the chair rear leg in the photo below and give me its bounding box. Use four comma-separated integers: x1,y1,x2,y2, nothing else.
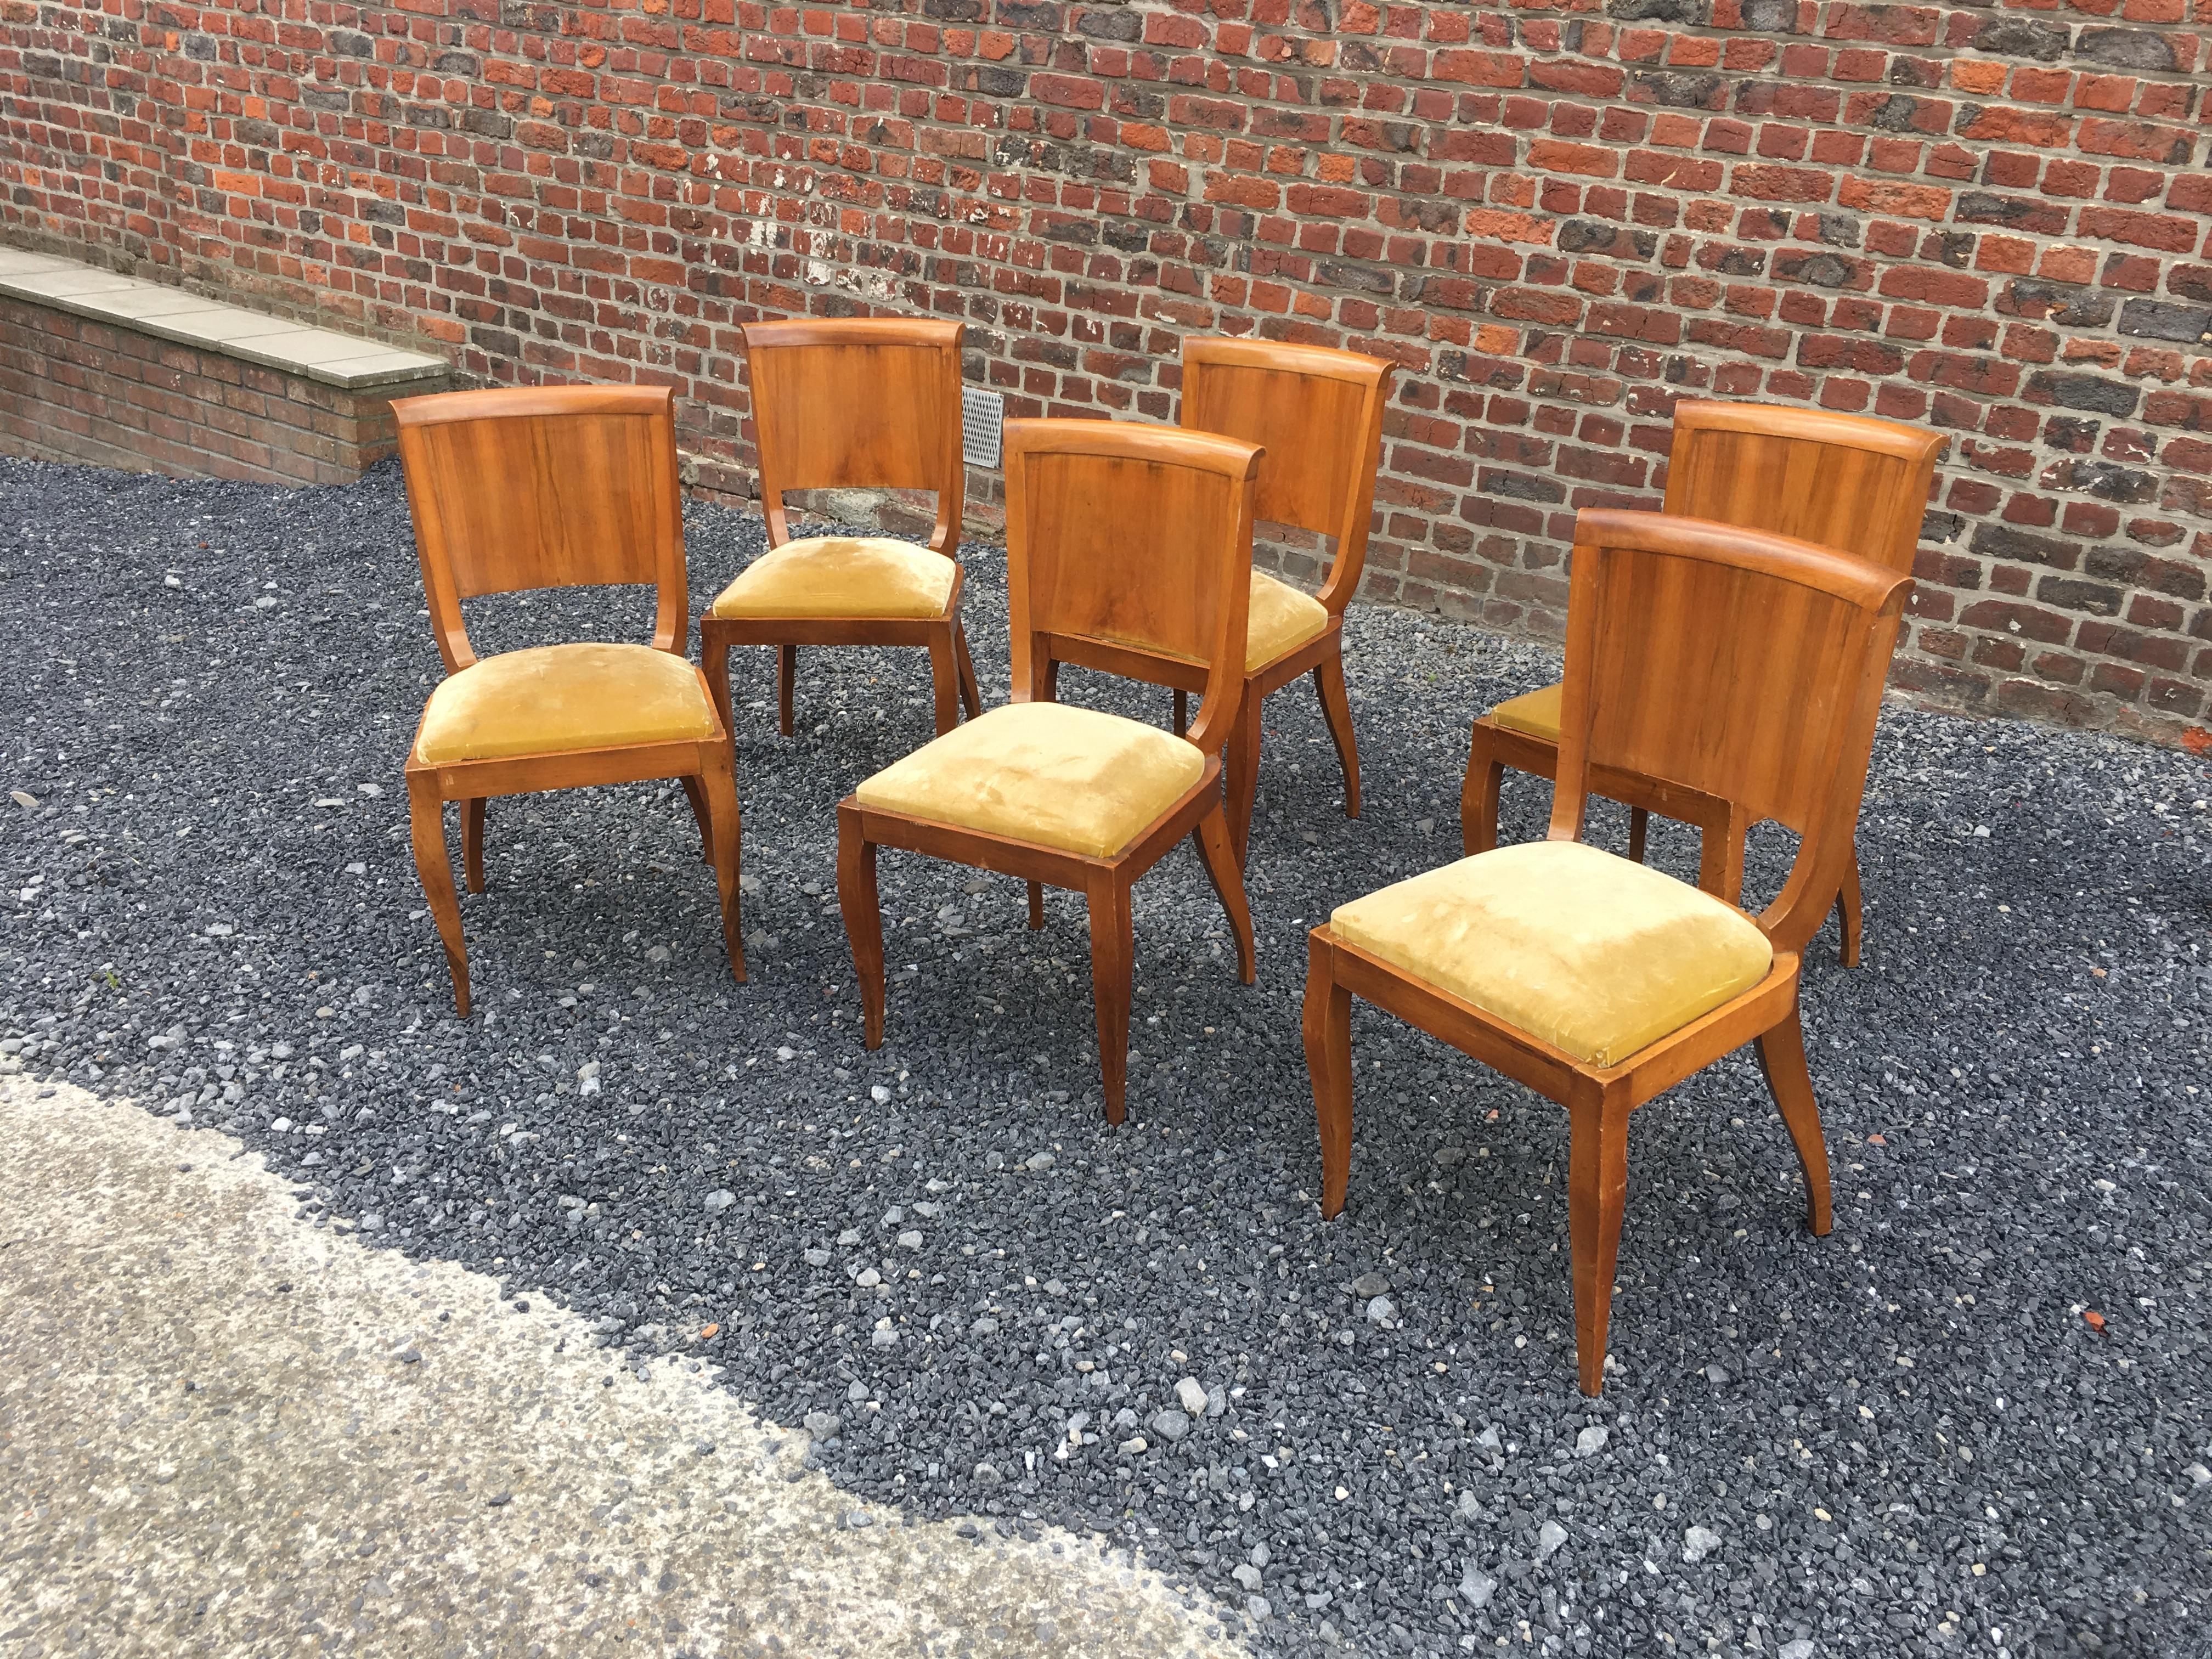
1085,874,1135,1125
1696,806,1750,905
1172,689,1188,738
1301,933,1355,1219
1026,882,1045,930
778,644,798,737
462,798,488,893
1627,806,1649,866
700,756,746,984
836,806,885,1048
1192,801,1256,984
702,631,737,738
407,776,470,1017
1753,1000,1833,1235
1312,652,1361,820
1227,685,1263,864
1566,1091,1630,1397
953,619,983,718
1836,850,1864,968
679,775,714,862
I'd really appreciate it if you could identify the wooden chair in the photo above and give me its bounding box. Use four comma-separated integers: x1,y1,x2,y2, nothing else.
1308,511,1912,1395
836,420,1263,1124
1036,338,1393,863
701,318,982,741
1460,402,1945,964
394,385,744,1016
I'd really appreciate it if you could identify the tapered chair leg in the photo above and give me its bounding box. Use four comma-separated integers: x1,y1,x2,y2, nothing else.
837,809,885,1047
953,619,983,718
462,798,488,893
1566,1092,1630,1396
1836,850,1864,968
408,776,470,1017
700,758,746,984
1226,685,1263,864
1697,806,1750,905
1460,724,1505,856
1754,1000,1833,1235
679,775,714,862
778,644,798,737
1172,689,1188,738
1086,875,1136,1125
1026,881,1045,930
1313,653,1361,820
1301,934,1355,1219
927,629,962,735
702,635,736,737
1627,806,1649,866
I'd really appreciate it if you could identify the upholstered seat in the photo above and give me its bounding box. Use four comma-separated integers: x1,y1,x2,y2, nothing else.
415,643,718,764
854,701,1204,858
710,535,956,620
1488,681,1562,741
1245,569,1330,669
1329,839,1773,1066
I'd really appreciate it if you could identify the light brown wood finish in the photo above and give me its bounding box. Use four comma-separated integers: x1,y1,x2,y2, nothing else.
1039,338,1393,862
1460,402,1946,963
838,420,1264,1123
394,385,744,1015
701,318,982,740
1312,511,1912,1394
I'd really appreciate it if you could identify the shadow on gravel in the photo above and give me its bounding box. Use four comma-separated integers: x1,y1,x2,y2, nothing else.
2,455,2208,1658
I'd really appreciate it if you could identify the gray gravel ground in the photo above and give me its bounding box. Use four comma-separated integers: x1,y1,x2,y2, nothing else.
2,454,2208,1659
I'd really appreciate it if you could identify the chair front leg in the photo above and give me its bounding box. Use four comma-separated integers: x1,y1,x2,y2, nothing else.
1226,682,1263,864
1085,873,1135,1125
836,806,885,1047
1753,995,1833,1235
953,617,983,718
1301,932,1355,1219
926,627,962,735
1460,723,1506,856
407,774,470,1017
1312,650,1361,820
700,753,746,984
702,630,737,738
462,798,488,893
1191,800,1256,984
679,775,714,862
1566,1087,1630,1397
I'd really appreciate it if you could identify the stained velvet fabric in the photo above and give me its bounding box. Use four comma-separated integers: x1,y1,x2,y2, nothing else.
853,701,1204,858
1489,681,1564,740
1245,569,1330,669
1328,839,1773,1067
414,643,716,763
710,535,955,620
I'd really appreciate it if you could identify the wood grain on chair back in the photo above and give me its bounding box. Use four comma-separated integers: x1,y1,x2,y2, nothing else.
740,318,965,549
1550,510,1912,955
1004,419,1262,755
1178,338,1394,612
392,384,687,672
1664,402,1947,575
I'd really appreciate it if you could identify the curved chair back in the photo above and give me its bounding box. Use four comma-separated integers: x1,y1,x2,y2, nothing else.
1177,338,1394,612
1003,419,1262,757
1550,510,1913,956
739,317,966,553
1663,402,1947,575
392,383,686,672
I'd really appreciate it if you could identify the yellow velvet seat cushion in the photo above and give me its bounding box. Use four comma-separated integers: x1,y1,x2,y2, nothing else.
1329,839,1773,1067
415,643,718,764
1245,569,1330,670
710,535,956,620
1489,681,1562,740
854,702,1204,857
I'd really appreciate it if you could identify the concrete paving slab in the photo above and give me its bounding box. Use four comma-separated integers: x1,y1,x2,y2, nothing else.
0,1074,1250,1659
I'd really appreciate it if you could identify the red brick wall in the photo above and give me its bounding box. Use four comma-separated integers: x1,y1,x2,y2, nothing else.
4,0,2209,747
0,296,445,484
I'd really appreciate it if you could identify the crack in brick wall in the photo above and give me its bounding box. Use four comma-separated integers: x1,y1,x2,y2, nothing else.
4,0,2209,748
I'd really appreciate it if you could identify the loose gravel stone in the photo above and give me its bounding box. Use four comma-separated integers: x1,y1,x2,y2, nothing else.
2,457,2209,1658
